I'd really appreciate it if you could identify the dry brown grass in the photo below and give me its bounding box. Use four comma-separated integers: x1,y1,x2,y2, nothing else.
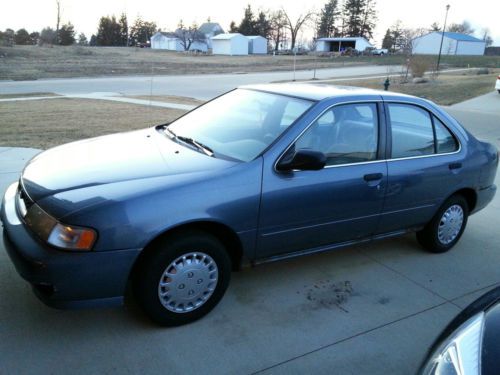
0,98,186,149
0,92,59,99
0,45,345,80
128,95,205,105
323,70,499,105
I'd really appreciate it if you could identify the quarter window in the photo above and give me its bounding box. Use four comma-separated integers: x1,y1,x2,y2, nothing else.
434,116,459,153
295,103,378,166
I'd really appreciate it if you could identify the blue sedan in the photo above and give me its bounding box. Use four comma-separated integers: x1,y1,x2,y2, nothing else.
1,84,498,326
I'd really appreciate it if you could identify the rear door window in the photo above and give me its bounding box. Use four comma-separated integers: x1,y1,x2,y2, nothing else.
388,104,434,158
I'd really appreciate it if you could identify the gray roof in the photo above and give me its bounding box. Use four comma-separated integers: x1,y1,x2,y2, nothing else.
198,22,224,35
212,33,245,40
247,35,266,40
154,31,176,37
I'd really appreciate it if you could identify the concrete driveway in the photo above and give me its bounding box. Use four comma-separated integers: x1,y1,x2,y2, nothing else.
0,92,499,374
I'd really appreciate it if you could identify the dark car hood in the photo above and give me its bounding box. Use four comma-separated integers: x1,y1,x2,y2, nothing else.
21,128,235,202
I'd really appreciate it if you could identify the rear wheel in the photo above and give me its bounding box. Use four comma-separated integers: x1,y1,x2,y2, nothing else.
417,195,469,253
133,231,231,326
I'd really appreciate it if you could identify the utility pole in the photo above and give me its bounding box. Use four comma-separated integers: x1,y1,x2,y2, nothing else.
436,4,450,74
55,0,61,45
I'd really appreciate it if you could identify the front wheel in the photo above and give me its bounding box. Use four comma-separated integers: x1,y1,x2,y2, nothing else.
133,231,231,326
417,195,469,253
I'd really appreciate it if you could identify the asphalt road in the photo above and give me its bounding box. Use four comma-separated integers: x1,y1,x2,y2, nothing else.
0,65,396,100
0,91,499,374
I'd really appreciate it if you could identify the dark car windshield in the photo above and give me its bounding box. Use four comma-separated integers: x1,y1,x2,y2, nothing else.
167,89,314,162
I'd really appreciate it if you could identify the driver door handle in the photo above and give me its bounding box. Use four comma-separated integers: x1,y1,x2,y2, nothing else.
363,173,383,182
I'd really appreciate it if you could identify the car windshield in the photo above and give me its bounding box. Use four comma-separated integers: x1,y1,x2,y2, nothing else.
167,89,314,162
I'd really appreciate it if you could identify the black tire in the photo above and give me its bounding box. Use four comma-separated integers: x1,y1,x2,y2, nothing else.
417,195,469,253
133,231,231,326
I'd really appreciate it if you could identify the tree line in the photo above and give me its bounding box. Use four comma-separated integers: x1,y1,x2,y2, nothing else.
1,0,493,51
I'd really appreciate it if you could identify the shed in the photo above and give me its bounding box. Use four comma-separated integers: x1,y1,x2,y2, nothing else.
211,33,248,55
247,36,267,54
316,37,373,53
412,32,486,55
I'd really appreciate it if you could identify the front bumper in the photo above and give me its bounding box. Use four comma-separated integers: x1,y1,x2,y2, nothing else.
1,182,141,309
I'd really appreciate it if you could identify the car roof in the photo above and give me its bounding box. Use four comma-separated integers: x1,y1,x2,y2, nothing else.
241,83,414,102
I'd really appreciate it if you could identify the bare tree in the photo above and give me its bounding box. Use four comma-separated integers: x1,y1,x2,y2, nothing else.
281,8,314,50
481,28,493,47
175,22,207,51
269,10,287,52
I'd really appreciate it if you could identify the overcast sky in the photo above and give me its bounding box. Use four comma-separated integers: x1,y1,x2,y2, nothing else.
2,0,499,47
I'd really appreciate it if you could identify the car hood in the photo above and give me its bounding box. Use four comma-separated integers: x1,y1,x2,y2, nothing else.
21,127,235,202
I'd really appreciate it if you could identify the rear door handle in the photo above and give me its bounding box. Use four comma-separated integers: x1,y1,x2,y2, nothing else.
449,162,462,170
363,173,383,182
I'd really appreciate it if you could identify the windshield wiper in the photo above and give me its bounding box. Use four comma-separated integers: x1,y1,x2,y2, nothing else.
163,126,177,139
177,136,214,157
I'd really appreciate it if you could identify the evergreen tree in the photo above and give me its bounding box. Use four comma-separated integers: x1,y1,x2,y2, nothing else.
77,33,88,45
14,29,31,45
96,16,121,46
381,28,392,49
317,0,340,38
130,17,157,45
119,13,128,46
89,34,97,46
39,27,56,45
341,0,377,39
229,21,238,33
238,5,258,35
29,32,40,45
254,11,271,38
0,29,15,46
58,23,75,45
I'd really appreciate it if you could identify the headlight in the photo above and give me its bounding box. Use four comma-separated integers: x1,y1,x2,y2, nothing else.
23,203,96,251
422,312,484,375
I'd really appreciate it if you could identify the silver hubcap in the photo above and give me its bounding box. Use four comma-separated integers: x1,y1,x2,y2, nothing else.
438,204,464,245
158,252,218,313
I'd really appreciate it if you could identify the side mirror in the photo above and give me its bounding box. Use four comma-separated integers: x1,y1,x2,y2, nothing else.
277,149,326,171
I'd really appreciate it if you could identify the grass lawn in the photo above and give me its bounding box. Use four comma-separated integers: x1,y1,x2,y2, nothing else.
0,98,186,149
322,71,499,105
127,95,205,106
0,92,60,99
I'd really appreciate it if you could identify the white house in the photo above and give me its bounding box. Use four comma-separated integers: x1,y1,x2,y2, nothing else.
247,36,267,54
151,32,181,50
211,33,248,55
198,22,224,49
412,32,486,55
316,37,373,53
